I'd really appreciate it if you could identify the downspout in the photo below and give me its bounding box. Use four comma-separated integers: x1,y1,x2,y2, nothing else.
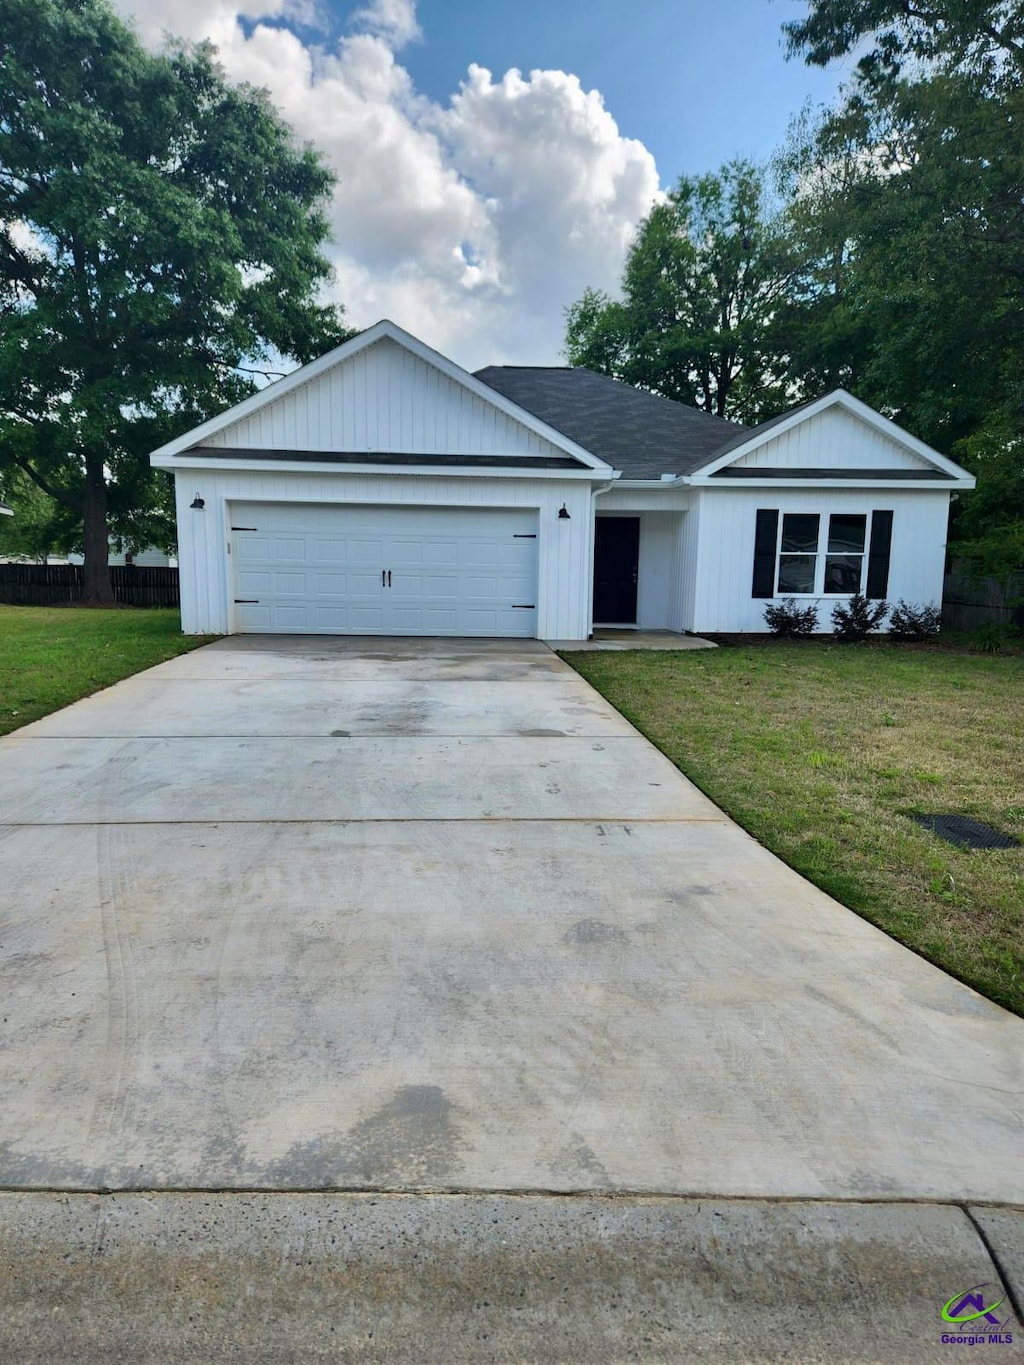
588,476,618,640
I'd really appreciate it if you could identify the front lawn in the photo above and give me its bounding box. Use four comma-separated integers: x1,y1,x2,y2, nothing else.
0,606,216,736
563,644,1024,1016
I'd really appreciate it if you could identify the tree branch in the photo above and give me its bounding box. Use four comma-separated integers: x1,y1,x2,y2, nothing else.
8,453,80,512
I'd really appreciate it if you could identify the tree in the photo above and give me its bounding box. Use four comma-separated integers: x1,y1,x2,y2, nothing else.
565,162,796,423
0,468,78,561
0,0,350,602
785,0,1024,571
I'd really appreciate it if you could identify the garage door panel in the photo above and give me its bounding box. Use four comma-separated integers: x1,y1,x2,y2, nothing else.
423,575,458,597
230,503,538,637
271,538,307,562
347,538,384,563
272,572,308,596
237,570,271,595
424,541,458,566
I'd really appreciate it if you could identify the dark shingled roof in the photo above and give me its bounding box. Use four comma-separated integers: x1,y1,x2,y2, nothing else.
474,366,747,479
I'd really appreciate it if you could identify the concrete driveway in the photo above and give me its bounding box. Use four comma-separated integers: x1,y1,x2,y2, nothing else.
0,635,1021,1202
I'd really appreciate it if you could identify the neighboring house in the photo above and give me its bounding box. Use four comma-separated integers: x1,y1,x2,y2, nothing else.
149,319,975,639
0,502,12,517
65,547,177,568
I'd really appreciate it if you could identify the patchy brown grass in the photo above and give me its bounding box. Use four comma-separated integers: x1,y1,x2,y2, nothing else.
562,643,1024,1015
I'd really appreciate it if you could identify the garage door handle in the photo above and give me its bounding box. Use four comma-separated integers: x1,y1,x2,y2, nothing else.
387,570,392,588
382,569,386,588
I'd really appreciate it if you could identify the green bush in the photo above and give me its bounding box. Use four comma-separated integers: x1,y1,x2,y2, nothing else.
831,594,889,642
888,600,941,641
764,598,819,638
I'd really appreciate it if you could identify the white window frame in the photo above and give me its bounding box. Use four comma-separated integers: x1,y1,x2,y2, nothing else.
775,511,869,597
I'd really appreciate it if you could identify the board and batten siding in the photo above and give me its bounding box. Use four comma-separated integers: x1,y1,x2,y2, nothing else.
732,408,932,471
173,470,595,639
685,488,951,633
202,338,566,459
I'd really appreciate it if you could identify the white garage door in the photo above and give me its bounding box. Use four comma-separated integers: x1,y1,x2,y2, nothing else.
229,502,539,636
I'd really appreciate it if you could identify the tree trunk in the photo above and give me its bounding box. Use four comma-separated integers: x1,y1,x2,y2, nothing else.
82,453,115,605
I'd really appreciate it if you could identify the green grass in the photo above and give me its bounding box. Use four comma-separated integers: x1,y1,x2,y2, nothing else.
0,606,216,736
562,642,1024,1016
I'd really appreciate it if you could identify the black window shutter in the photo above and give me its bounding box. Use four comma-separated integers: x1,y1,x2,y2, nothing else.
751,509,779,598
866,510,893,599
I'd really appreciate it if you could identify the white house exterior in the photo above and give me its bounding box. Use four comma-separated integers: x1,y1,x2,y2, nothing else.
150,319,975,639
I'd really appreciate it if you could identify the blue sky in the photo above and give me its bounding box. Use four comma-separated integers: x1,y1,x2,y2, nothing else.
121,0,848,365
336,0,845,184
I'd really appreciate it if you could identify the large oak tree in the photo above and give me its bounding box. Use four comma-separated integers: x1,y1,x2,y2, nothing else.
0,0,349,600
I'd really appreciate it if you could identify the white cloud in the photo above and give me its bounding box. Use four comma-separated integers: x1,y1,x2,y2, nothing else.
113,0,662,367
350,0,420,48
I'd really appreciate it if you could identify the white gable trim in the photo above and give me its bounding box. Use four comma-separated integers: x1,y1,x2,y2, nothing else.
149,319,611,472
687,390,975,486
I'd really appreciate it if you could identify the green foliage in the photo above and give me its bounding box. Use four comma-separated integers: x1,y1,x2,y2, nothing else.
785,0,1024,573
0,0,351,592
565,161,796,422
0,468,78,560
764,598,819,638
973,622,1007,653
888,600,942,641
831,593,889,641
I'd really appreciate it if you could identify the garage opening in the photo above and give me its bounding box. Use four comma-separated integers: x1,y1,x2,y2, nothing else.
229,502,539,637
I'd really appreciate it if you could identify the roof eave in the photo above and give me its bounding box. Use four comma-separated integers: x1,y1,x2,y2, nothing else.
684,474,976,490
154,451,618,481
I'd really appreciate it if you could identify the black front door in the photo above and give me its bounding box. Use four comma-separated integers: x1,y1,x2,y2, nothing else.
593,517,640,624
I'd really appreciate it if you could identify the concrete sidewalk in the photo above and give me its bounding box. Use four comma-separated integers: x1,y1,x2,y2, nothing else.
1,1193,1021,1363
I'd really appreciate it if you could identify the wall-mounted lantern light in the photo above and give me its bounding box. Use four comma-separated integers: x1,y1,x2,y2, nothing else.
190,493,205,510
558,503,570,520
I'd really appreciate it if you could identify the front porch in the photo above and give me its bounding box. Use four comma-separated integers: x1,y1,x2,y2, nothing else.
592,502,694,635
544,628,716,651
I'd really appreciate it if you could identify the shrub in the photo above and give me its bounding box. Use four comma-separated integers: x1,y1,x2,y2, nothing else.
973,622,1005,653
831,594,888,642
888,600,942,641
764,598,819,638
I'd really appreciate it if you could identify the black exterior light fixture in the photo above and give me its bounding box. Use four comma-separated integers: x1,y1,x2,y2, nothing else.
190,493,205,510
558,503,570,520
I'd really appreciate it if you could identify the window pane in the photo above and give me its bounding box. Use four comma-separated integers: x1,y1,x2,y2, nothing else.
828,514,866,555
781,513,820,553
824,554,863,593
778,554,817,594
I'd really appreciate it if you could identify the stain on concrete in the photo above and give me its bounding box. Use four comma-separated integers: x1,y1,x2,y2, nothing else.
341,1084,464,1186
330,729,350,737
804,986,899,1049
548,1136,612,1188
517,728,566,738
262,1085,464,1188
565,919,628,946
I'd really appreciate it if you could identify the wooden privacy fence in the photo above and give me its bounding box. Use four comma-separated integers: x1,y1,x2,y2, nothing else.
0,564,179,608
942,564,1024,631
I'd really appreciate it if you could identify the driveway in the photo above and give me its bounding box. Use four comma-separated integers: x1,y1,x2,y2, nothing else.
0,636,1021,1201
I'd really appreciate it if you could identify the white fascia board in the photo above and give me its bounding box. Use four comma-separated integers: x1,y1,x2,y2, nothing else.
684,474,975,491
149,318,612,473
606,479,668,488
154,453,618,481
690,389,975,482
